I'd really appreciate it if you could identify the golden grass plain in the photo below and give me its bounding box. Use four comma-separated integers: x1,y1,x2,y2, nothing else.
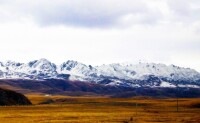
0,94,200,123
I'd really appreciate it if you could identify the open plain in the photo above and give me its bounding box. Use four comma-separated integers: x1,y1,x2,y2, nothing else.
0,95,200,123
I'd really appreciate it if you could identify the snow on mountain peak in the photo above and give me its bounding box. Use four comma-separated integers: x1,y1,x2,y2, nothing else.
27,58,57,76
60,60,79,71
4,60,23,67
29,58,56,69
58,60,98,81
0,59,200,88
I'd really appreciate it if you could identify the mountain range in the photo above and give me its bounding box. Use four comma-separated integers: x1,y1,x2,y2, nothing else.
0,58,200,88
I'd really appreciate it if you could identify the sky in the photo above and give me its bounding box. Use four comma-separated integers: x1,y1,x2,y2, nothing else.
0,0,200,71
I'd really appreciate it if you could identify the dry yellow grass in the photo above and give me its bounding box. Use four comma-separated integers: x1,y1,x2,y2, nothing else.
0,95,200,123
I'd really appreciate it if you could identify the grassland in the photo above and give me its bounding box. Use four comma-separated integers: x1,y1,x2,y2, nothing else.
0,95,200,123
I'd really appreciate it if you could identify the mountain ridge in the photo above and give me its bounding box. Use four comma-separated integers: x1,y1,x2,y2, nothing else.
0,58,200,88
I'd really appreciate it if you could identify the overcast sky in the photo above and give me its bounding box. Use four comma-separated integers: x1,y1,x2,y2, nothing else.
0,0,200,71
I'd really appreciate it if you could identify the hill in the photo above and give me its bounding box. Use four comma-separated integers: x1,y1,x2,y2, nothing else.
0,87,32,106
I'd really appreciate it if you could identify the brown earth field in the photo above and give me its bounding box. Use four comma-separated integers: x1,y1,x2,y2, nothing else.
0,94,200,123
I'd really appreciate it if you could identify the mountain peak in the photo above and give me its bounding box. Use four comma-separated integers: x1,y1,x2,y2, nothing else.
60,60,85,71
37,58,51,63
4,60,23,67
26,59,57,77
65,60,79,65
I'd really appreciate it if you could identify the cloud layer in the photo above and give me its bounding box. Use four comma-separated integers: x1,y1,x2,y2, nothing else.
0,0,200,71
0,0,199,27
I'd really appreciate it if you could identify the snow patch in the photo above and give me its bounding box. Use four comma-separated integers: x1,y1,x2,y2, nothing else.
160,81,176,88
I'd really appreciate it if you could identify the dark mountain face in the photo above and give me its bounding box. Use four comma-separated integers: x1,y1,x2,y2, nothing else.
0,79,132,96
0,88,32,106
0,79,200,98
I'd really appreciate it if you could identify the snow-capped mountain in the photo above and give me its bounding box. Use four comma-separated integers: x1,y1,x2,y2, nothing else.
0,58,200,88
0,59,57,79
58,60,98,81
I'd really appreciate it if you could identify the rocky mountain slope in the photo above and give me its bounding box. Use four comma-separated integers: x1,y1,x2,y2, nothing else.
0,58,200,88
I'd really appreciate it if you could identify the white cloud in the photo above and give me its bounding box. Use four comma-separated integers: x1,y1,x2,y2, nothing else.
0,0,166,27
0,0,199,27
